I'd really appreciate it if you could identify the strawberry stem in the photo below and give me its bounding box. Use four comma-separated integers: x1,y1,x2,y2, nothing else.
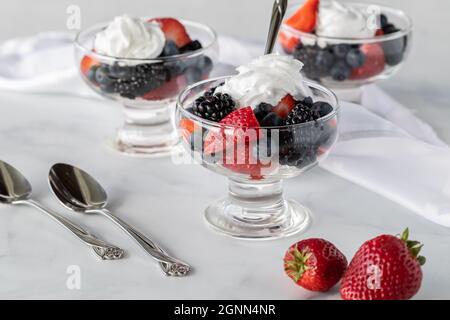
399,228,426,266
284,247,312,282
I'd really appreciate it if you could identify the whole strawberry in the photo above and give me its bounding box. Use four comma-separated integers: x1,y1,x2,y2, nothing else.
284,238,348,292
340,229,425,300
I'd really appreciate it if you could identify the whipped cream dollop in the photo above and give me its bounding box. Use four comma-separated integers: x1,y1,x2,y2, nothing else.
316,1,376,38
94,15,165,59
216,54,312,108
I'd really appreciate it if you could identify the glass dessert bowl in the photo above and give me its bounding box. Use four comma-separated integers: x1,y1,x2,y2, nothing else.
176,55,339,240
277,0,412,101
75,16,218,156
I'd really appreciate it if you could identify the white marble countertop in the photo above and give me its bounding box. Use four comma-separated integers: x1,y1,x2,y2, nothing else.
0,85,449,300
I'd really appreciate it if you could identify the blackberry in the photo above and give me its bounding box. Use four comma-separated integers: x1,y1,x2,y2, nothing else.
180,40,203,53
192,92,236,122
278,130,317,168
383,23,399,35
95,63,169,99
114,64,168,99
286,104,314,125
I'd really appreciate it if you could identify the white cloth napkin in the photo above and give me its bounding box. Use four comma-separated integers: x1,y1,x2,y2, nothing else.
0,32,449,227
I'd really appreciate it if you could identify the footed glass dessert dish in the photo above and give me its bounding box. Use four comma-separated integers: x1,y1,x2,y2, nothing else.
176,74,339,240
75,17,218,157
277,0,412,102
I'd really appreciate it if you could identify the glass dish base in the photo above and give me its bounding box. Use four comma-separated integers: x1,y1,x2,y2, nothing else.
204,180,311,240
109,136,182,158
107,101,182,158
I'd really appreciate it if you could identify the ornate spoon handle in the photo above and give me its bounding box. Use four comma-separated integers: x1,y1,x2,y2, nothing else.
91,208,191,277
15,199,124,260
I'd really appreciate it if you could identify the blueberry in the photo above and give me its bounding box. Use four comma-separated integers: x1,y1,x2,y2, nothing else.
380,14,388,29
108,64,131,78
95,67,114,87
185,67,203,84
346,48,365,68
161,40,179,57
311,101,333,119
260,112,284,127
87,65,99,83
196,56,213,75
330,61,352,81
315,50,335,74
332,44,352,59
254,103,273,123
382,38,406,66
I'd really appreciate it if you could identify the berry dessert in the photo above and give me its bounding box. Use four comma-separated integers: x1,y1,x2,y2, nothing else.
80,15,214,101
278,0,411,87
75,15,217,156
340,229,425,300
180,54,338,179
176,55,338,240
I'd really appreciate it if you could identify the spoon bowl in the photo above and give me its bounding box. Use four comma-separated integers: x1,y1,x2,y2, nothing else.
49,163,107,211
0,160,32,203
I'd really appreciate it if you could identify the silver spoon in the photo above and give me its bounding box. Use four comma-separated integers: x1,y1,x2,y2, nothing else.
265,0,288,54
48,163,191,277
0,160,124,260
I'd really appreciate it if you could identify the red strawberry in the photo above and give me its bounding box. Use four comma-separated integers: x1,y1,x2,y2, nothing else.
285,0,319,33
278,31,300,54
142,75,186,100
179,118,199,143
272,94,297,119
222,147,269,180
149,18,191,48
350,43,385,80
80,55,99,76
203,107,260,155
340,228,425,300
284,238,348,292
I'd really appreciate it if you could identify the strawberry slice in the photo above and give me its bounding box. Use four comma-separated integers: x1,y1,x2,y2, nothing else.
272,94,297,119
80,55,99,76
285,0,319,33
142,75,186,101
278,31,300,54
179,118,199,143
203,107,260,155
350,44,386,80
149,18,191,48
